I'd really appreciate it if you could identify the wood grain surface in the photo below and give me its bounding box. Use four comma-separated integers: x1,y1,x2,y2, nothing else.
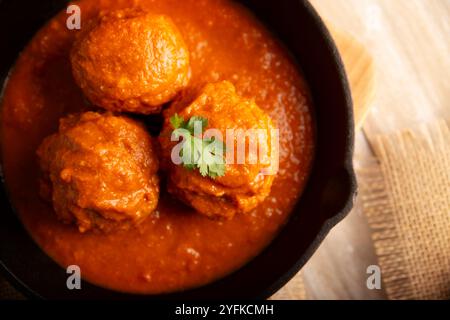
329,27,375,129
281,0,449,300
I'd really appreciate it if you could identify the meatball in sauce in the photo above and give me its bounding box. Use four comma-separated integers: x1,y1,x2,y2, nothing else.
160,81,277,219
37,112,160,232
70,9,190,114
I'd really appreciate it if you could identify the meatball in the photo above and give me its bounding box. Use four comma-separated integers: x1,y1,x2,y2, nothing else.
70,9,190,114
37,112,159,232
160,81,277,219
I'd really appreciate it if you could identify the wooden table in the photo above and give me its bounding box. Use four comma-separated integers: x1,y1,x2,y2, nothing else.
298,0,450,299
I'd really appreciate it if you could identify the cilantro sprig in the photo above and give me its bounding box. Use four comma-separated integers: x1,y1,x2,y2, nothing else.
170,114,226,179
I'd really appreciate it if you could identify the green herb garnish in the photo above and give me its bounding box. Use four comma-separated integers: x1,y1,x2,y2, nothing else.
170,114,226,179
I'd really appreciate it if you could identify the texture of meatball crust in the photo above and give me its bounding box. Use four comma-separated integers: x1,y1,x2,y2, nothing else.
37,112,160,232
70,9,190,114
160,81,277,219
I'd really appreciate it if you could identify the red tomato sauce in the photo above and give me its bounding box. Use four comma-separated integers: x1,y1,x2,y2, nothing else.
0,0,314,294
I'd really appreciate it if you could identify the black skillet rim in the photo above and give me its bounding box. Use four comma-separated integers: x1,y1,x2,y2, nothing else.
0,0,356,299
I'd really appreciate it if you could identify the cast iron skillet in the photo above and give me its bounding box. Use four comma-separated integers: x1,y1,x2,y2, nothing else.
0,0,356,299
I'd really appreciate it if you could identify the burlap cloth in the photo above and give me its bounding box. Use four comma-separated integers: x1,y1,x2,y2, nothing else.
357,120,450,300
273,120,450,300
1,121,449,300
270,271,307,300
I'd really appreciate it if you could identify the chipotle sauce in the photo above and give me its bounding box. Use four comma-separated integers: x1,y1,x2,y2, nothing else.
0,0,314,294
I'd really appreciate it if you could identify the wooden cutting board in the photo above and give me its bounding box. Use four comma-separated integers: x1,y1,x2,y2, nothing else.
330,27,375,129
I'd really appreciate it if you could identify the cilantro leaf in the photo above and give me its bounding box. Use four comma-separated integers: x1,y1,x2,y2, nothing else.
169,114,226,179
170,113,184,129
186,116,208,134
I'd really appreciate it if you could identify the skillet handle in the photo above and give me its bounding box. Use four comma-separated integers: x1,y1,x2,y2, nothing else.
319,165,357,220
